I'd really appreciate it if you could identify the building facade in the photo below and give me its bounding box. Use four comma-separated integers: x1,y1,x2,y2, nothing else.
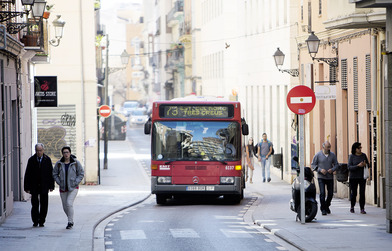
34,0,99,184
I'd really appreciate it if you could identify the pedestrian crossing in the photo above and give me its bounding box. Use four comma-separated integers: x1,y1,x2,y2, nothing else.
106,226,272,240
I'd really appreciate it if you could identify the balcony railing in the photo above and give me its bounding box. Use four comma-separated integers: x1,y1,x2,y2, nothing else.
167,0,184,28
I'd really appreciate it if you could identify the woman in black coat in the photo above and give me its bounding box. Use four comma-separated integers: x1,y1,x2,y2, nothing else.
348,142,369,214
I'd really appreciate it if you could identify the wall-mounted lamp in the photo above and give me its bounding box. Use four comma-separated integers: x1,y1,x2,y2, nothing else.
31,0,46,18
0,0,39,23
120,49,130,66
306,31,338,67
273,48,299,77
5,0,47,34
49,15,65,47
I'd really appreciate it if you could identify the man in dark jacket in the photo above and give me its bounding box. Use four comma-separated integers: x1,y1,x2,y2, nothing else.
24,143,54,227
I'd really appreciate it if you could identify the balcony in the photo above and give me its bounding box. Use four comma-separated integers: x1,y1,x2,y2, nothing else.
165,45,184,72
324,0,386,29
28,20,50,63
167,0,184,28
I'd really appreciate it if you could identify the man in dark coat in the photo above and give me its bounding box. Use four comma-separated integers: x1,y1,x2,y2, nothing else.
24,143,55,227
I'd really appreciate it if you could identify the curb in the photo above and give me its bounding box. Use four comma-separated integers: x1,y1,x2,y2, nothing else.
92,193,152,251
251,195,310,251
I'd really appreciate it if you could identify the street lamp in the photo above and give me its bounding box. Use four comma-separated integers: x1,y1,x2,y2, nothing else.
305,31,338,67
120,49,130,66
31,0,46,18
273,48,299,77
49,15,66,47
21,0,35,6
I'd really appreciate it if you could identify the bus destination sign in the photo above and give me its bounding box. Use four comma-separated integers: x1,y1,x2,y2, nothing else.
160,105,232,118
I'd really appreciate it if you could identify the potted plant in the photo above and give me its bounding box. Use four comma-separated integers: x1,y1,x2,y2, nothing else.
43,4,54,19
21,25,39,47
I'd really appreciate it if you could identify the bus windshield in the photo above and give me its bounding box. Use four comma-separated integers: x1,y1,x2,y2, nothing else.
152,121,241,161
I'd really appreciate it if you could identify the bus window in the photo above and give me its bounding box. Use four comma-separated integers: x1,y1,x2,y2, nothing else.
152,121,240,161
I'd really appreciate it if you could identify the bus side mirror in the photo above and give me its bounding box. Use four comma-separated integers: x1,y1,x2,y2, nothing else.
144,118,151,135
242,123,249,135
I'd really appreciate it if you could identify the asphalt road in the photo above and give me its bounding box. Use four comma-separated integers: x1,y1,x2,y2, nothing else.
103,125,294,251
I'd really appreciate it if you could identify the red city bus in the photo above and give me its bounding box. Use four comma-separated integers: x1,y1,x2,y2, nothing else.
144,98,249,204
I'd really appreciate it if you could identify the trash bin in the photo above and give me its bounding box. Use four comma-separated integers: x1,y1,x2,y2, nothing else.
336,163,348,182
273,154,283,168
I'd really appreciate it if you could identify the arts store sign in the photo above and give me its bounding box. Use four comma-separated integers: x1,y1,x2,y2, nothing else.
34,76,58,107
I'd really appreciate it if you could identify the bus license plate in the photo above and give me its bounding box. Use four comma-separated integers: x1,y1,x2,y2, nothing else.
186,186,215,191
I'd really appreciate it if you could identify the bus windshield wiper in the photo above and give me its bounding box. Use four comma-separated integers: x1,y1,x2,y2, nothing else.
209,156,227,165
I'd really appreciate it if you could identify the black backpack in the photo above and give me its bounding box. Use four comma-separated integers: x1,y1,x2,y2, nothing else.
253,143,259,156
255,142,274,155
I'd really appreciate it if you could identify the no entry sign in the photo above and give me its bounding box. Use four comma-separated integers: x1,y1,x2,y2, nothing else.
286,85,316,115
99,105,112,118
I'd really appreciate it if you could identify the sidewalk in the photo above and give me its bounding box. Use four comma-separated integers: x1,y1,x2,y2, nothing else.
246,164,392,251
0,140,150,251
2,143,391,251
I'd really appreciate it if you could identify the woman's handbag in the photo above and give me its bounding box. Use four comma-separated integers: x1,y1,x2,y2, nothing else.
363,165,370,180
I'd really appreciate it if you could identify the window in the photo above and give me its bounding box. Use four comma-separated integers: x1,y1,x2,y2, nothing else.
319,0,322,15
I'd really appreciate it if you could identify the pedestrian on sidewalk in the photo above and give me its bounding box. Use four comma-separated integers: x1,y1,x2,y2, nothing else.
257,133,273,182
53,146,84,229
311,141,338,215
245,138,255,183
348,142,369,214
24,143,55,227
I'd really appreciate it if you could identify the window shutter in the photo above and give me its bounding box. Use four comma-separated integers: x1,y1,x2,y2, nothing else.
366,54,371,111
341,59,347,89
329,65,337,83
353,57,358,112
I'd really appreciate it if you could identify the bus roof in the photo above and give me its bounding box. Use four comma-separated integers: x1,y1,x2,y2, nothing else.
153,96,239,105
171,96,229,102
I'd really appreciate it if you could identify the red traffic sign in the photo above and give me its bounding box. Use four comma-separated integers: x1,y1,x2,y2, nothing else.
99,105,112,118
97,96,101,105
286,85,316,115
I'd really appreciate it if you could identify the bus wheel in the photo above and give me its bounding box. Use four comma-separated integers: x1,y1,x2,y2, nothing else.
156,194,167,205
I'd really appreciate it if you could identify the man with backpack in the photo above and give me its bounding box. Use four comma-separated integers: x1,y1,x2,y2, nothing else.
257,133,274,182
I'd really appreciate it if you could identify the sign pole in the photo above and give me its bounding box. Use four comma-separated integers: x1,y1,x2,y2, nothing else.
286,85,316,225
299,114,305,224
104,35,109,170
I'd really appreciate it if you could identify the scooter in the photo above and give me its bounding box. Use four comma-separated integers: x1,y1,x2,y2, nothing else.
290,157,318,222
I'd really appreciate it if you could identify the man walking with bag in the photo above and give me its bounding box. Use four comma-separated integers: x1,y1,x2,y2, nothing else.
311,141,339,215
24,143,54,227
257,133,273,182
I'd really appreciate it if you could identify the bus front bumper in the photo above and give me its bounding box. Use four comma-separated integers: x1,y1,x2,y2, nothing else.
151,177,242,195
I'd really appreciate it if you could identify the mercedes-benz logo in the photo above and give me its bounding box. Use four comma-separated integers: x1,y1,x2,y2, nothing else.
192,176,199,184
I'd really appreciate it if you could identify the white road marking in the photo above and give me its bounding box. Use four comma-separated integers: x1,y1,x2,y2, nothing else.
220,229,253,238
120,230,147,240
170,228,200,238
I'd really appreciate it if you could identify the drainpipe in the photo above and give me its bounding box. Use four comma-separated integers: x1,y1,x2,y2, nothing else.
371,31,378,205
79,0,87,182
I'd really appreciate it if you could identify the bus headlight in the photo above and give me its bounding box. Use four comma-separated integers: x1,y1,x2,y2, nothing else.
157,177,172,184
220,177,235,184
